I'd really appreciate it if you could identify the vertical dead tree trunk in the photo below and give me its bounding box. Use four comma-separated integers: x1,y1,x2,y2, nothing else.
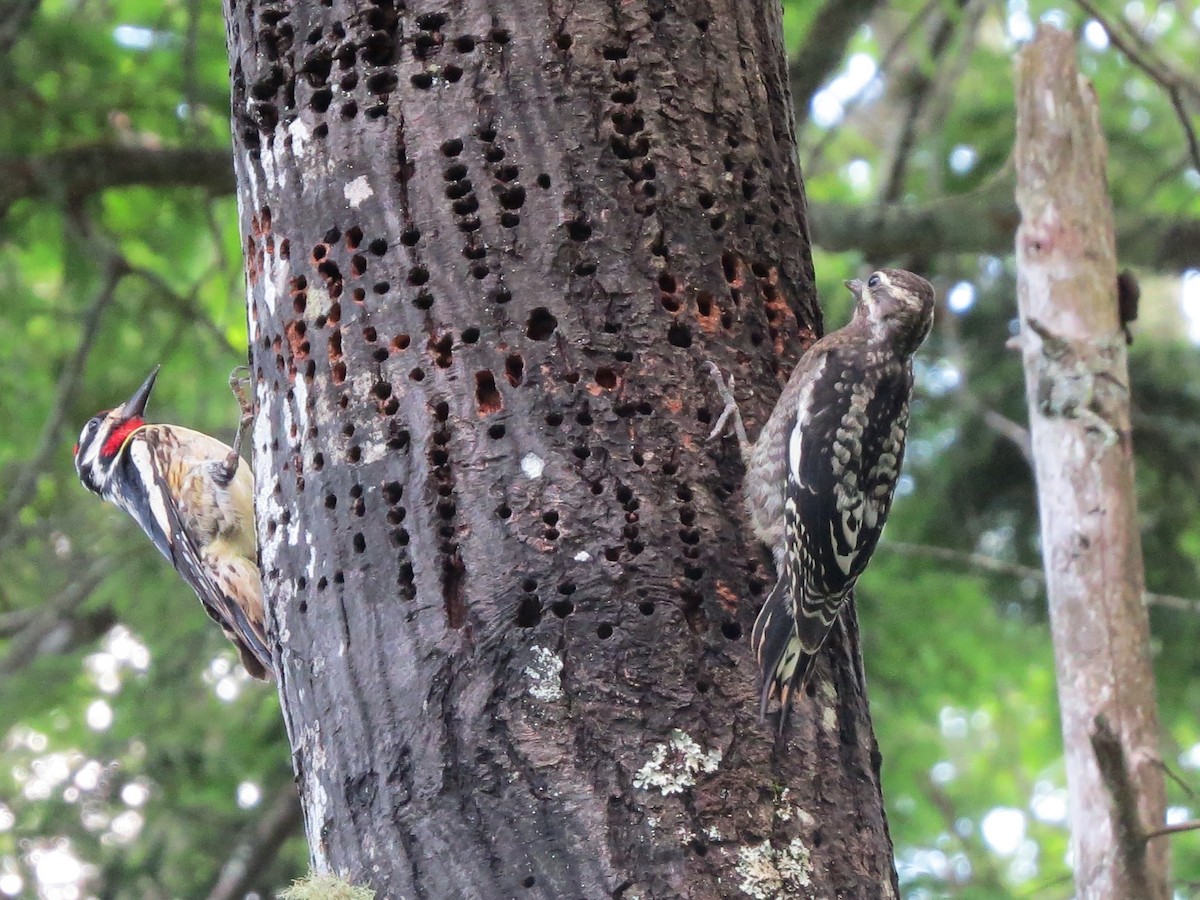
1015,25,1168,900
225,0,899,895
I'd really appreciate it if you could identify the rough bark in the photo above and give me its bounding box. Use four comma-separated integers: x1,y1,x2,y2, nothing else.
1015,25,1168,900
224,0,898,896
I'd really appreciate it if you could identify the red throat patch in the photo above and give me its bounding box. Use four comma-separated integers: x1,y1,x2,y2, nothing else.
101,418,145,458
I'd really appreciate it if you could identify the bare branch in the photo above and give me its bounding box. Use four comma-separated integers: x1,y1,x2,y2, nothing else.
880,541,1200,614
0,145,233,216
808,189,1200,272
2,146,1195,271
0,559,113,676
0,260,126,556
1073,0,1200,173
1144,820,1200,841
206,784,303,900
789,0,884,127
880,0,973,203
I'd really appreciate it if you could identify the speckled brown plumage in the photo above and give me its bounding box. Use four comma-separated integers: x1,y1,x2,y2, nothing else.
711,268,934,726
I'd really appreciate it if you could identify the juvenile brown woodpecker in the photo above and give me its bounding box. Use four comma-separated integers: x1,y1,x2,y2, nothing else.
73,367,271,679
710,268,934,727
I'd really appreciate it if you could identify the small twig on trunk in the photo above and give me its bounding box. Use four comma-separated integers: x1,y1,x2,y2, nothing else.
1144,820,1200,841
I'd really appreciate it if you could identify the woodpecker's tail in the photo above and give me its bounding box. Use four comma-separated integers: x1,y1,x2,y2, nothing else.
751,577,819,733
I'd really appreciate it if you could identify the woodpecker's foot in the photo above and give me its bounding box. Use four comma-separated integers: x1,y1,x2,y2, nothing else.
705,361,749,450
228,366,253,421
216,367,253,488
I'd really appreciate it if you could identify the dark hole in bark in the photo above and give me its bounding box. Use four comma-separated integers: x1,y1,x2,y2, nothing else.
555,33,572,49
401,227,421,246
332,361,347,384
313,453,325,471
454,35,475,52
363,325,377,342
658,272,677,293
368,238,388,255
488,423,505,439
310,88,333,112
475,371,502,414
667,322,692,348
461,327,480,343
566,219,592,241
545,412,563,427
597,623,613,639
392,334,410,350
639,601,654,615
325,493,337,509
722,621,742,640
348,445,362,463
526,308,557,340
721,251,741,285
516,596,542,627
411,71,434,89
536,173,551,188
496,504,512,519
500,185,526,209
551,599,573,618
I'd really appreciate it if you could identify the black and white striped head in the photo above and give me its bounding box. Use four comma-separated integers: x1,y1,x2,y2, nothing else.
74,366,160,497
846,269,935,356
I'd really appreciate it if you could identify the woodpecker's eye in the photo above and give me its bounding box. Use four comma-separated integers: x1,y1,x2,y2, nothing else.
867,274,882,289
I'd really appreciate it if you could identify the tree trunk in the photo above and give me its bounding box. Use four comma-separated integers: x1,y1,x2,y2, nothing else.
1015,25,1168,900
224,0,899,895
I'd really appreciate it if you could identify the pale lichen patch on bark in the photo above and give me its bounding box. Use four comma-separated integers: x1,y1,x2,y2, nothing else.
520,453,545,479
343,176,373,208
735,838,812,898
632,730,722,796
524,646,563,701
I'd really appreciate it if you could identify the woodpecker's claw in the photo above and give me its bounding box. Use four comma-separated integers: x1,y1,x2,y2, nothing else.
228,367,253,420
705,361,749,449
217,367,254,487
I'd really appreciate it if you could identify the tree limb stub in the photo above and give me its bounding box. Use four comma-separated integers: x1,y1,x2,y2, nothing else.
1015,24,1168,900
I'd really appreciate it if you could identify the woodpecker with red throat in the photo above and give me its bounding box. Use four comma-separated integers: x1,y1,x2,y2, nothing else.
73,367,271,679
710,269,934,729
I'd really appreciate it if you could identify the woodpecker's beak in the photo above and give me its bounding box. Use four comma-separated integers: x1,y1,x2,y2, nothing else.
121,366,161,419
844,279,864,299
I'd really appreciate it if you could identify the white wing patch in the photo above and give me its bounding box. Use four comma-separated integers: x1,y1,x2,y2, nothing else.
788,355,825,485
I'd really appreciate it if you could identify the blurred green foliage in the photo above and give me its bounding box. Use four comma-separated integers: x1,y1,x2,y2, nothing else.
0,0,1198,897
